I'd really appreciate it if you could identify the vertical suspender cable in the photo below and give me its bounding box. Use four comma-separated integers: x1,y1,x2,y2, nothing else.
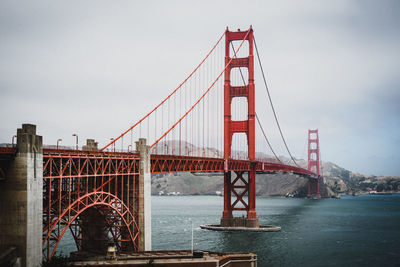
254,37,299,167
150,29,250,149
101,31,225,151
230,42,281,163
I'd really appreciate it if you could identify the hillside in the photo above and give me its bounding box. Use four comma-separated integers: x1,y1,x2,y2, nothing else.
150,141,400,197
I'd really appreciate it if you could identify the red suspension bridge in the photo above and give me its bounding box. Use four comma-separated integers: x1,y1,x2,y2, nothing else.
0,26,322,264
100,26,322,224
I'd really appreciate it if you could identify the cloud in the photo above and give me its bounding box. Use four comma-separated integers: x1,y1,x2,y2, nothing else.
0,0,399,176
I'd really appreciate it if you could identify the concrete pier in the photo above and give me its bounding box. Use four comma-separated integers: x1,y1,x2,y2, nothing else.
200,224,281,232
0,124,43,267
221,217,260,228
136,138,151,251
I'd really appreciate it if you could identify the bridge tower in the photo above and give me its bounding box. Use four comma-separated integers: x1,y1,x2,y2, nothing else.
307,129,321,198
221,26,259,228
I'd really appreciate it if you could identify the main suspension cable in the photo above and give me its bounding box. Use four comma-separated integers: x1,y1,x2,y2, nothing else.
230,42,281,163
151,29,251,148
253,36,300,167
255,113,281,161
101,30,226,151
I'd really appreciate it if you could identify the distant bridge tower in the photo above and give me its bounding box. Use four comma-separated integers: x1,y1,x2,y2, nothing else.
307,129,321,198
221,26,259,227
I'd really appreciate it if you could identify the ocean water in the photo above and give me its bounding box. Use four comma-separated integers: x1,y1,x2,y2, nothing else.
59,194,400,266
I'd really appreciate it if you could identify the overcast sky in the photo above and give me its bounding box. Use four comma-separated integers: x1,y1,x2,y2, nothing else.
0,0,399,176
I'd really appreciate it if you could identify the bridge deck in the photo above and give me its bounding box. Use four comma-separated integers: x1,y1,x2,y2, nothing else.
0,147,318,179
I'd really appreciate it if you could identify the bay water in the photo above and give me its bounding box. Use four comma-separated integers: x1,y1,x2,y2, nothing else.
60,194,400,266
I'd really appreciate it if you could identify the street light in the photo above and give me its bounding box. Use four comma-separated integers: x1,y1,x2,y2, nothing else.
57,139,62,149
188,218,194,255
12,135,16,147
72,134,78,150
164,143,168,154
110,138,115,152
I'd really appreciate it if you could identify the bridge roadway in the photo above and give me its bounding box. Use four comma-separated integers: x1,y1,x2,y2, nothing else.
0,147,318,179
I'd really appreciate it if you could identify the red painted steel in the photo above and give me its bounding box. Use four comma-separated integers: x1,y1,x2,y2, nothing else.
151,154,223,173
307,129,322,197
222,27,257,221
150,155,318,177
42,148,140,260
0,148,319,176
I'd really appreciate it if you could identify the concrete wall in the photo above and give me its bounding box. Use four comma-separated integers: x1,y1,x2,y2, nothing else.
0,124,43,267
136,138,151,251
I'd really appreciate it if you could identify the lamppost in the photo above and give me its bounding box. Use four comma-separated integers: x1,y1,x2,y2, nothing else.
110,138,115,152
164,143,168,154
188,218,194,255
11,135,16,147
72,134,78,150
57,139,62,149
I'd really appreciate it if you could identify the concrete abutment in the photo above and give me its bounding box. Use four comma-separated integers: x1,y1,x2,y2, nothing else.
136,138,151,251
0,124,43,267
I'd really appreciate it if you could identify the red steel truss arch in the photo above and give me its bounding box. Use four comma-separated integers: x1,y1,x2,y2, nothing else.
42,149,141,260
43,191,139,260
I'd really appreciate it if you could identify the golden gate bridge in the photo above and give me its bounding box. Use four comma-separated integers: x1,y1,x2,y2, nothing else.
0,26,322,264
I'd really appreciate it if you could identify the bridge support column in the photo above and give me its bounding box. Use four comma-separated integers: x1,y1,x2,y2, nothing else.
0,124,43,267
221,170,259,228
79,209,109,252
136,138,151,251
221,171,232,225
247,168,258,227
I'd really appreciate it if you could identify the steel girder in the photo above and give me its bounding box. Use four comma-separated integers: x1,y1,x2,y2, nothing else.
42,149,140,260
